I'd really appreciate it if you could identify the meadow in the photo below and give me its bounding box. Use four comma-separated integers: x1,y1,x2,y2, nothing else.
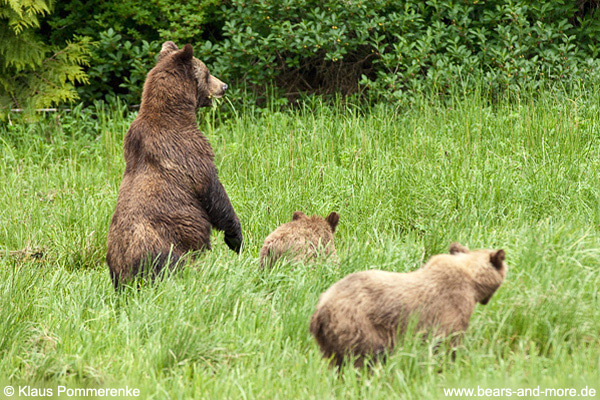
1,90,599,399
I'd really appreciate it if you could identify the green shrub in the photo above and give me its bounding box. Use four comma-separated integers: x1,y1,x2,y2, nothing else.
204,0,600,104
43,0,219,104
360,0,600,102
34,0,600,106
81,29,160,104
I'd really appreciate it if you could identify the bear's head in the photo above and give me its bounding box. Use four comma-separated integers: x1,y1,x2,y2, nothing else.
292,211,340,234
448,242,508,305
140,41,227,113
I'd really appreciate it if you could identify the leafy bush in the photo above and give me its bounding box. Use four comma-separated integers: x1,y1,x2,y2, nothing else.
81,29,160,104
16,0,600,108
199,0,397,99
358,0,600,101
0,0,91,116
203,0,600,104
43,0,219,104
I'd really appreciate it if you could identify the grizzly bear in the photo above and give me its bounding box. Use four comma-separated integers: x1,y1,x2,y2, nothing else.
106,41,243,289
309,243,507,368
259,211,340,268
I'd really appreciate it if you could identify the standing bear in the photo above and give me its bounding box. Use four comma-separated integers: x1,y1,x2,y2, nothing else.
260,211,339,268
106,41,243,289
309,243,508,368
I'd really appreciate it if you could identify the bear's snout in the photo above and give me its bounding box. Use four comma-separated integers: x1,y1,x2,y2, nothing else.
208,75,227,98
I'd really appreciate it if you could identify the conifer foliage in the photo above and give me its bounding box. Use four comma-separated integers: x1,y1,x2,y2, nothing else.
0,0,90,116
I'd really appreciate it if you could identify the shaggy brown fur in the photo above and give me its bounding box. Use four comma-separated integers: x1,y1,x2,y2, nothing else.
259,211,340,268
309,243,508,368
106,41,242,289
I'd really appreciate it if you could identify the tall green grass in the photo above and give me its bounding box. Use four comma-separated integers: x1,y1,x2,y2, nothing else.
1,90,599,399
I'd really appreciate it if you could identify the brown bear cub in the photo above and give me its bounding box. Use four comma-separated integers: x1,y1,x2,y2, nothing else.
309,243,507,368
106,41,243,289
259,211,340,268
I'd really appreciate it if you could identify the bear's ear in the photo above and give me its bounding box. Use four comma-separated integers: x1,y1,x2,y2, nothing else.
159,41,179,60
176,44,194,63
325,212,340,233
292,211,306,221
490,249,506,270
449,242,469,254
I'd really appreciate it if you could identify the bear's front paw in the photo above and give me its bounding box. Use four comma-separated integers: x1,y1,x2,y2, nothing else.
225,233,243,254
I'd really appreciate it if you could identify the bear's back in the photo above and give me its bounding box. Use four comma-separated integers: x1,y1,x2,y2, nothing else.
260,216,336,267
107,112,215,283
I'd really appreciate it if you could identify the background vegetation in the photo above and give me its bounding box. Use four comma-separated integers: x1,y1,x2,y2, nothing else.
0,0,90,113
1,0,600,112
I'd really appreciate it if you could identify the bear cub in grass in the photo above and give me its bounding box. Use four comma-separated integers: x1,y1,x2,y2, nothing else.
309,243,507,368
260,211,339,268
106,41,242,289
